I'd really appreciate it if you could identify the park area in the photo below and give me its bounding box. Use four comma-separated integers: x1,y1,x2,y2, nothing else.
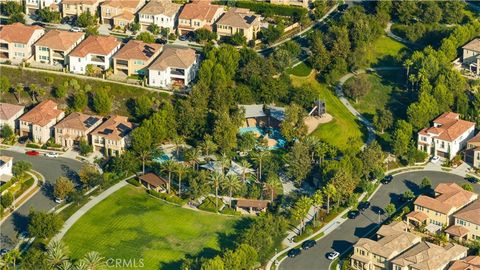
63,185,241,270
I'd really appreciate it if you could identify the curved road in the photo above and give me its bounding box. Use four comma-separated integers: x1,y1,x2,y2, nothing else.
279,170,477,270
0,150,82,249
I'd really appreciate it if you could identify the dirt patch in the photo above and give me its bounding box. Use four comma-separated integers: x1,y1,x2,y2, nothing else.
305,114,333,134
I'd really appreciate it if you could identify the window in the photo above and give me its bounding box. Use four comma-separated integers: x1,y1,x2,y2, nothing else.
39,46,49,51
14,52,25,57
134,60,144,65
14,43,25,48
40,55,49,60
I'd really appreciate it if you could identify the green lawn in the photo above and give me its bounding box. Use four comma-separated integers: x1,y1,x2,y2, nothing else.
286,62,313,77
63,185,241,270
290,74,365,151
368,36,408,67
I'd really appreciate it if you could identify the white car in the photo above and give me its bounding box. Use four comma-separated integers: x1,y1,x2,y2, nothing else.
431,156,440,163
70,27,82,32
54,197,64,204
45,152,59,158
327,251,340,260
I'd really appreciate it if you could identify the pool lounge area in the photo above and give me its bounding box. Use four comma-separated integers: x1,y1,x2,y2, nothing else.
239,126,286,150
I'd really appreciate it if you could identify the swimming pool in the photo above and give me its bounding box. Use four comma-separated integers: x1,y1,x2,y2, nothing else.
239,126,286,150
153,154,171,164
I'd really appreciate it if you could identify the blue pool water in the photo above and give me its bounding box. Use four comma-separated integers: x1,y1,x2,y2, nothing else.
153,154,171,164
239,126,286,150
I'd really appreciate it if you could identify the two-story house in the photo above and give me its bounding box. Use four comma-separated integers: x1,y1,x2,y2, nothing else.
61,0,103,18
0,23,45,62
177,0,224,35
449,256,480,270
54,112,103,149
0,103,25,131
351,221,422,270
90,115,133,156
407,183,478,230
216,8,261,42
137,0,182,33
19,100,65,144
445,200,480,242
112,39,162,76
465,133,480,169
462,38,480,76
68,35,121,74
34,29,85,66
148,46,198,88
0,156,13,183
25,0,59,15
100,0,145,28
417,112,476,160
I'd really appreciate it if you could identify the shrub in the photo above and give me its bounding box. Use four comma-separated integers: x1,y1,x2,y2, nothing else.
198,196,224,212
126,178,141,187
0,191,14,208
26,143,40,149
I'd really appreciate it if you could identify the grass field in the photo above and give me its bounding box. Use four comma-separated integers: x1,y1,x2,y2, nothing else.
286,62,313,77
63,185,241,270
368,36,408,67
290,73,365,151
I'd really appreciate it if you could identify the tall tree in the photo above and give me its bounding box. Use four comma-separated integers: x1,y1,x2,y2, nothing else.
280,104,308,142
222,174,242,208
131,126,153,174
53,177,74,201
92,87,112,115
264,174,282,201
209,172,223,210
175,163,187,197
161,160,176,194
286,141,312,185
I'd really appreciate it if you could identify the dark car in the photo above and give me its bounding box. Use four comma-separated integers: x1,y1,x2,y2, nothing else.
467,177,479,184
32,22,46,27
179,35,188,41
358,201,371,212
18,136,28,144
348,210,360,219
25,150,40,156
287,248,301,258
301,239,316,250
381,175,393,184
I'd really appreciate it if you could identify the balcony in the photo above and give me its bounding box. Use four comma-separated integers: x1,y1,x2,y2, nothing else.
0,43,8,51
116,60,128,68
170,68,185,77
53,51,65,59
91,55,105,63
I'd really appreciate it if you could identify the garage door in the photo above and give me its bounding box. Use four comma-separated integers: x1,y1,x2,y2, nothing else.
437,151,449,158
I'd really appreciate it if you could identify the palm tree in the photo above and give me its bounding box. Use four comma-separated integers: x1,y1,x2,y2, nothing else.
47,240,68,268
75,260,89,270
303,136,319,162
173,136,185,158
222,174,242,208
264,175,282,201
161,160,176,194
12,83,24,104
219,152,230,175
185,147,202,170
239,159,251,182
292,196,312,234
58,260,74,270
252,150,270,182
3,248,20,269
311,190,324,220
403,58,413,83
175,163,187,197
81,251,105,270
322,183,337,214
209,172,223,210
200,136,217,158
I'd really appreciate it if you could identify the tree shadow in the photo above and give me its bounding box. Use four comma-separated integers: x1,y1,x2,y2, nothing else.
353,223,379,238
404,179,421,195
11,211,29,234
42,181,55,199
330,240,354,255
61,164,80,183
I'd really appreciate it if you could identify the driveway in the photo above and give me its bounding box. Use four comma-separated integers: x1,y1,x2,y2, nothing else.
279,170,477,270
0,150,82,249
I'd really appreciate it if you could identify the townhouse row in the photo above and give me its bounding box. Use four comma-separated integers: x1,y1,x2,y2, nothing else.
0,22,199,88
0,101,134,156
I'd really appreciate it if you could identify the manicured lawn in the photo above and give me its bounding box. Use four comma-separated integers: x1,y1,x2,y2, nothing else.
290,73,365,151
368,36,408,67
63,185,241,270
286,62,313,77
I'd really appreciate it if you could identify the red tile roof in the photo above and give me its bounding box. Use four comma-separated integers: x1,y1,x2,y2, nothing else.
414,183,478,214
91,115,133,141
69,35,120,57
113,39,162,61
0,23,43,44
0,103,24,121
179,1,223,21
19,100,63,127
35,29,84,51
149,47,196,70
419,112,475,142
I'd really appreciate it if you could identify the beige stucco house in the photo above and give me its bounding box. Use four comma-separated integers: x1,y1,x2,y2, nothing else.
137,0,182,33
216,8,261,42
19,100,65,144
446,200,480,242
34,29,85,66
112,39,162,76
0,103,25,131
465,133,480,169
54,112,103,149
462,38,480,76
61,0,103,17
100,0,145,28
90,115,133,156
177,0,224,35
0,23,45,62
448,256,480,270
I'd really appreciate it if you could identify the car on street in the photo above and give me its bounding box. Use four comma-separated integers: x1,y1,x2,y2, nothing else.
327,251,340,260
467,177,479,184
45,152,59,158
431,156,440,163
358,201,371,211
54,197,64,204
301,239,316,250
25,150,40,156
381,175,393,184
70,27,82,32
287,248,301,258
348,210,360,219
32,22,46,27
179,35,188,41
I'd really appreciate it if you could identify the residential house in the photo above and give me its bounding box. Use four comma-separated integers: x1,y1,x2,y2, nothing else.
100,0,145,28
177,0,224,35
112,39,162,76
0,156,13,183
148,46,198,88
449,256,480,270
68,35,121,74
0,23,45,62
0,103,25,130
465,133,480,169
350,221,422,270
61,0,103,18
235,199,269,214
407,183,478,230
19,100,65,144
462,38,480,76
34,29,85,66
137,0,182,33
25,0,59,15
269,0,309,7
54,112,103,149
390,242,468,270
138,173,168,192
417,112,476,160
216,8,261,42
446,200,480,242
90,115,133,156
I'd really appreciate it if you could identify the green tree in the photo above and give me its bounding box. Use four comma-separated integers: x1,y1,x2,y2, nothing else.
1,1,22,16
421,177,431,190
201,256,224,270
392,120,413,158
81,251,105,270
37,7,61,23
291,196,312,232
46,240,68,268
28,210,63,239
264,174,282,201
286,141,312,185
344,75,371,103
52,85,67,99
92,87,112,114
194,28,217,42
12,160,32,176
76,11,96,27
280,103,308,142
147,23,160,35
385,203,396,216
1,192,14,208
213,112,239,153
309,34,330,73
252,150,270,182
128,22,141,33
131,126,153,174
461,183,473,191
72,90,88,111
1,124,14,139
78,164,100,188
175,163,187,197
78,138,93,156
85,25,99,36
134,95,153,119
0,75,11,94
209,172,223,210
54,177,75,200
135,31,155,43
8,12,25,24
311,189,324,219
373,108,393,133
161,160,176,194
403,190,415,201
407,92,439,130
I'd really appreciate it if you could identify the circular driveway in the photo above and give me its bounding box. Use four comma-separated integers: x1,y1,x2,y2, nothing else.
279,170,478,270
0,150,82,249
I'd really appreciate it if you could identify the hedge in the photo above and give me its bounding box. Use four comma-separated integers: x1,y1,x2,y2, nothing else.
198,196,224,212
126,178,141,187
213,0,307,18
147,189,186,205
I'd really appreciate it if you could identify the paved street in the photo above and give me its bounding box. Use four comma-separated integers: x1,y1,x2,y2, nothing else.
0,150,82,249
279,171,478,270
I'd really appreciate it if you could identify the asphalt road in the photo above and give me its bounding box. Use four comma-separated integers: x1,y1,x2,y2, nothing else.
279,171,478,270
0,150,82,249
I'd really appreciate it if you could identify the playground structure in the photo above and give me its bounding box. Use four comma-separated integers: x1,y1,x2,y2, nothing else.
309,99,327,117
304,99,333,134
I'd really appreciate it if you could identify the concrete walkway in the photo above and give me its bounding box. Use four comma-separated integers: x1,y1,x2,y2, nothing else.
384,22,416,47
53,175,135,241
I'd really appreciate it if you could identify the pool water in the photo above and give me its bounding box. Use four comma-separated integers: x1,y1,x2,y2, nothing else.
239,126,286,150
153,154,171,164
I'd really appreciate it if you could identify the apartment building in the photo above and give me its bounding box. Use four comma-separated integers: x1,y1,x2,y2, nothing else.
407,183,478,230
465,133,480,169
19,100,65,144
0,103,25,130
112,39,162,76
137,0,182,33
25,0,59,15
0,23,45,62
34,29,85,66
417,112,476,160
148,46,198,88
177,0,224,35
68,35,121,74
216,8,261,42
61,0,103,18
446,200,480,242
100,0,145,27
90,115,133,156
449,256,480,270
54,112,103,149
462,38,480,76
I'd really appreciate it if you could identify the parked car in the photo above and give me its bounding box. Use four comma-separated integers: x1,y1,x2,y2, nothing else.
179,34,188,41
287,248,301,258
358,201,371,212
32,22,46,27
348,210,360,219
327,251,340,260
54,197,64,204
381,175,393,184
70,27,82,32
45,152,59,158
431,156,440,163
18,136,28,144
301,239,316,250
25,150,40,156
467,177,479,184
